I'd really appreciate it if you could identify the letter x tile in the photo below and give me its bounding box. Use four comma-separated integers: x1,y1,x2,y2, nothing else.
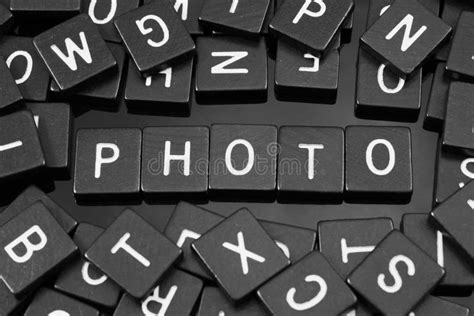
192,208,290,302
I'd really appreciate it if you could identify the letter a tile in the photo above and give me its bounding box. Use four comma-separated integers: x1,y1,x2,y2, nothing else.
192,208,290,302
85,208,181,299
0,202,78,296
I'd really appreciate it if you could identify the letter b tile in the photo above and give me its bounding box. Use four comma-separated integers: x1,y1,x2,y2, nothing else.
73,128,142,202
0,202,78,296
85,208,182,299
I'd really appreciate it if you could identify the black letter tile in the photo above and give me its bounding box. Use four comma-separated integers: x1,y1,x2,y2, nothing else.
199,0,270,35
277,126,344,201
192,208,290,302
0,56,23,111
446,12,474,81
0,111,45,190
84,0,140,43
73,128,142,202
26,102,72,177
434,145,474,205
0,185,77,234
50,43,126,109
54,223,122,310
275,40,339,104
258,251,357,315
361,0,451,78
141,127,209,200
260,220,317,263
356,48,422,121
0,36,51,102
412,296,470,316
114,269,203,316
347,230,445,315
144,0,205,35
436,0,474,61
431,180,474,262
85,208,181,299
125,58,193,115
195,36,267,104
33,14,117,92
402,213,474,290
163,202,224,280
0,202,78,296
318,218,394,279
345,126,413,202
269,0,353,56
10,0,81,23
424,62,450,131
114,1,195,76
442,82,474,153
209,124,277,199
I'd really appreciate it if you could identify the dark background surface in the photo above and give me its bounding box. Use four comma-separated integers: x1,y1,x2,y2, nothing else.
50,0,439,230
35,0,473,307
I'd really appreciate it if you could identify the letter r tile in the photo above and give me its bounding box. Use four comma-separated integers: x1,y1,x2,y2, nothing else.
0,202,78,296
85,208,181,299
